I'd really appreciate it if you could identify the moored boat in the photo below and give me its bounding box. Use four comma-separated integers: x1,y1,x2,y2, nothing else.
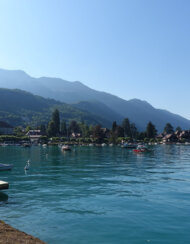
0,163,13,171
122,143,137,149
22,143,31,148
133,145,152,153
62,145,71,151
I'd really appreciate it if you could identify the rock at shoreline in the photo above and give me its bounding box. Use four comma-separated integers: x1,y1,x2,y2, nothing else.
0,220,46,244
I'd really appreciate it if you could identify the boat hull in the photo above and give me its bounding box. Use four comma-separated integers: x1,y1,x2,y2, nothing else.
0,164,13,171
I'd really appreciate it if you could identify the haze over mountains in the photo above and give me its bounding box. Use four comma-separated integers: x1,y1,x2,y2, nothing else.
0,88,110,127
0,68,190,132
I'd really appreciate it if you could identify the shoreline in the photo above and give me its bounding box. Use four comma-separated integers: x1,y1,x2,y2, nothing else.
0,220,46,244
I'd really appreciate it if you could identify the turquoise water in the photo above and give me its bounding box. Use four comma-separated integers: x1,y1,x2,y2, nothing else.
0,145,190,244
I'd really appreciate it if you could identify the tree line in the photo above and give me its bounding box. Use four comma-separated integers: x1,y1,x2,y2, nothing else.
34,109,179,142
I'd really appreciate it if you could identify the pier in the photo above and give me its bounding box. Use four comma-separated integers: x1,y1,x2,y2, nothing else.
0,181,9,190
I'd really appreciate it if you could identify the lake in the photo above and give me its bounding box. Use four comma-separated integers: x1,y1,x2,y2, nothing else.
0,145,190,244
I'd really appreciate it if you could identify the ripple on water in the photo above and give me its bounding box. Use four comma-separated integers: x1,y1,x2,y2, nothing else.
0,145,190,244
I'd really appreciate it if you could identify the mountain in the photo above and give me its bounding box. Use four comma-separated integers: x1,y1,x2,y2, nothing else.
73,101,124,125
0,68,190,131
0,88,110,127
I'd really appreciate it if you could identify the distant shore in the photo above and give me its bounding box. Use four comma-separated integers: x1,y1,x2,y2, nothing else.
0,220,46,244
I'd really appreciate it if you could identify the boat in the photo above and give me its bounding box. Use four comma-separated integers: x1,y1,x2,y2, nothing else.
122,143,137,149
0,180,9,190
0,163,13,171
22,143,31,148
62,145,71,151
133,145,152,153
101,143,107,147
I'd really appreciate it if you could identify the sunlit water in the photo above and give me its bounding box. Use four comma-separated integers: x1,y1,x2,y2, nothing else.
0,145,190,244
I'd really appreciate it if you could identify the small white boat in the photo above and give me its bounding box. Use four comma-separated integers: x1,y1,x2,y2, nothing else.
62,145,71,151
0,180,9,190
101,143,107,147
0,163,13,171
22,143,31,148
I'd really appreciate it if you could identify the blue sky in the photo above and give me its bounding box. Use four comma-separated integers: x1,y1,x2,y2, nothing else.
0,0,190,119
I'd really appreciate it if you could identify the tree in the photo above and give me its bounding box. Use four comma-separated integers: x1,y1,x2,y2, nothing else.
14,127,24,137
52,109,60,135
93,125,104,143
116,125,124,137
164,123,174,134
122,118,132,137
130,123,138,139
146,121,157,138
47,121,56,137
60,120,67,136
137,132,146,141
68,120,80,135
176,126,182,132
40,124,46,135
112,121,117,133
79,123,90,137
25,126,31,133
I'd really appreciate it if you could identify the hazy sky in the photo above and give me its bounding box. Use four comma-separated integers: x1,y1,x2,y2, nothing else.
0,0,190,119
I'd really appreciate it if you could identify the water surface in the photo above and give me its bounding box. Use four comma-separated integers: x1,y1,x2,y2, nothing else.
0,145,190,244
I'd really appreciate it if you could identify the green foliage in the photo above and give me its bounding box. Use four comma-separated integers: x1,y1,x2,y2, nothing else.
39,124,46,135
116,126,124,137
0,88,111,127
47,121,56,137
51,137,60,142
14,127,25,137
0,135,29,142
130,123,138,139
146,121,157,138
112,121,117,132
137,132,146,140
164,123,174,134
122,118,132,137
176,126,182,132
52,109,60,135
60,120,67,136
93,125,105,143
79,123,90,137
68,120,80,134
25,126,32,132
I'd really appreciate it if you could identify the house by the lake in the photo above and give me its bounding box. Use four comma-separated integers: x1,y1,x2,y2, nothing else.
26,130,42,142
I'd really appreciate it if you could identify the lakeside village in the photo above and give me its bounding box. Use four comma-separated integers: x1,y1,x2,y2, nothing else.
0,109,190,147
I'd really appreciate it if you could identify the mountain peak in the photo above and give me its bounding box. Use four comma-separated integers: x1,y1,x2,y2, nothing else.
0,68,30,78
128,98,154,108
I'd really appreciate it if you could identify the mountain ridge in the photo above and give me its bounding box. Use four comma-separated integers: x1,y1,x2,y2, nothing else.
0,68,189,132
0,88,111,127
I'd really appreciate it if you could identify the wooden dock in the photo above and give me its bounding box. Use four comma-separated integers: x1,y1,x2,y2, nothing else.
0,181,9,190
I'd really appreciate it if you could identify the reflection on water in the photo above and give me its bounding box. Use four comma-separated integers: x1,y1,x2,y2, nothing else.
0,192,8,203
0,145,190,244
